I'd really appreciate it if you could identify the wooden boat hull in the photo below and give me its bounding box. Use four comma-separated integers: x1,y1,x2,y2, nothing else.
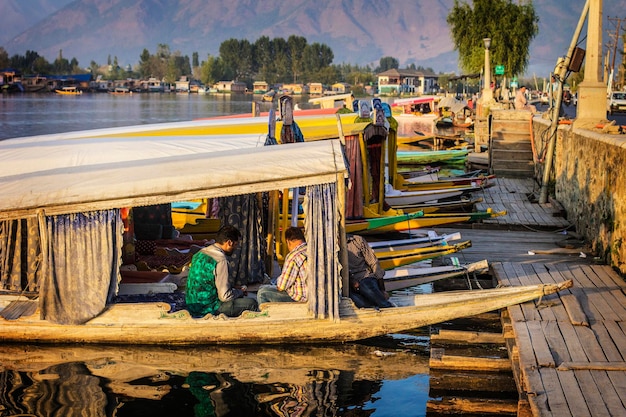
384,259,489,291
352,211,502,234
397,149,469,165
0,280,572,345
376,241,472,269
385,188,470,206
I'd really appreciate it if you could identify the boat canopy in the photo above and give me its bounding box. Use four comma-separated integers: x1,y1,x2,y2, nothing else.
0,134,348,220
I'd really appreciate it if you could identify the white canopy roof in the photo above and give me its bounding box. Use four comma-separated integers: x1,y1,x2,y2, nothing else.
0,133,347,220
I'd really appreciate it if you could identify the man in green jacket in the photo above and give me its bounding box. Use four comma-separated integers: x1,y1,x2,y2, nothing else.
186,225,258,317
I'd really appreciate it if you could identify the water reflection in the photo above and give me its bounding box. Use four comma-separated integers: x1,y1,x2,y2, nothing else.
0,340,430,416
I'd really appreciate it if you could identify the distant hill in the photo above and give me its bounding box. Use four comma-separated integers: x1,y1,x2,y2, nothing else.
0,0,74,46
2,0,625,77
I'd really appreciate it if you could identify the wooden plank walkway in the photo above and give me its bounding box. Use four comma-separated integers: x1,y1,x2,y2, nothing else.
434,178,626,416
494,262,626,417
475,177,571,230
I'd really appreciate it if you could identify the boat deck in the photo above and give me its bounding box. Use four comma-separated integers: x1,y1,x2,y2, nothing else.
439,177,626,416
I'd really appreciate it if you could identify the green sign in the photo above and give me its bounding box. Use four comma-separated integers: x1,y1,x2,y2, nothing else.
495,65,505,75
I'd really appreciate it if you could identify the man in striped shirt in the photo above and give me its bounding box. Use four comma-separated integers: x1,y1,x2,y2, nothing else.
257,227,308,304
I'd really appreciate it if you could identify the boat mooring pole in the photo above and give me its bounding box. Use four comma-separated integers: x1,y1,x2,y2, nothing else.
539,0,590,204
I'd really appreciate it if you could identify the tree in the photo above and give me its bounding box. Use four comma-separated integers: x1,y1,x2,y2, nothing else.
287,35,307,82
0,47,8,68
447,0,538,78
377,56,399,72
200,55,224,86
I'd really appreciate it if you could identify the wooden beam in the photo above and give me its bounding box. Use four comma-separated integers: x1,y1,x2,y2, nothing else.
431,329,504,344
430,348,512,372
427,397,518,415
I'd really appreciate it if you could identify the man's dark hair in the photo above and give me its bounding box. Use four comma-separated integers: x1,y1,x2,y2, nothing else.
215,225,241,244
285,226,305,242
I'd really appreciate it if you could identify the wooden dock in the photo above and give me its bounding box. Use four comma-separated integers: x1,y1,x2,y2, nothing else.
431,177,626,416
496,262,626,417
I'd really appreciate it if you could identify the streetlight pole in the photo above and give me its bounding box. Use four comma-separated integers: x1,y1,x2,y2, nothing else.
482,38,493,102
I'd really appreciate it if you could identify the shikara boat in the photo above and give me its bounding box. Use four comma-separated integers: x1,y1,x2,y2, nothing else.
375,240,472,269
402,174,494,190
385,185,478,207
0,127,572,346
396,149,470,165
55,86,82,95
384,259,489,291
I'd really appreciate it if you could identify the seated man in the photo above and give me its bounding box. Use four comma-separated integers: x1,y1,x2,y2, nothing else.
514,86,537,113
185,225,258,317
346,234,394,308
256,227,308,304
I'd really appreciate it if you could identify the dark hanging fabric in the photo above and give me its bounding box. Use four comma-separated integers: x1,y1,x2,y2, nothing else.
132,203,175,239
0,218,42,292
218,194,266,284
363,124,388,204
40,210,122,324
343,134,364,219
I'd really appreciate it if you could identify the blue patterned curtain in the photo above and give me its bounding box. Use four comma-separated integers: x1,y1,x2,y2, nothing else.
41,210,122,324
0,218,42,292
304,183,341,320
218,194,266,284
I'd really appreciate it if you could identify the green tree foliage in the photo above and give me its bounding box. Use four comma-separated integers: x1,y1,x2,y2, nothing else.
447,0,538,77
287,35,307,82
200,55,225,86
0,47,9,68
137,45,192,81
376,56,399,72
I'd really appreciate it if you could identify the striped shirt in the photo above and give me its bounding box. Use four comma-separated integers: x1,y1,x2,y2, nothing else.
276,242,308,302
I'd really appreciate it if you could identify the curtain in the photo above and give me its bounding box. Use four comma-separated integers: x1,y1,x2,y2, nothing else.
344,134,364,219
304,183,341,320
0,218,42,292
218,194,266,284
364,125,388,204
40,210,122,324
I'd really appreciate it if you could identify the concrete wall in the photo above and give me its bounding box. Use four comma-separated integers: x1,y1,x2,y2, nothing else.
533,118,626,273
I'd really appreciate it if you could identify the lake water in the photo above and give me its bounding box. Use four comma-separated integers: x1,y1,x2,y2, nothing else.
0,92,281,140
0,93,438,417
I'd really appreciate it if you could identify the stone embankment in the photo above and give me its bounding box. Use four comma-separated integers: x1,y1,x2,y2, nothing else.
532,117,626,274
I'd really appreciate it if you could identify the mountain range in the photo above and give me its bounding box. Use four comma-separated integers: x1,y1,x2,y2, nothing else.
1,0,625,77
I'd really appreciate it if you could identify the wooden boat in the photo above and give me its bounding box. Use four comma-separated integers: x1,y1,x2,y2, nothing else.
375,240,472,269
385,185,478,207
368,231,462,251
55,86,82,95
392,196,483,214
109,86,132,95
397,149,469,165
0,279,571,345
402,174,494,191
0,128,573,346
346,209,504,234
384,259,489,291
